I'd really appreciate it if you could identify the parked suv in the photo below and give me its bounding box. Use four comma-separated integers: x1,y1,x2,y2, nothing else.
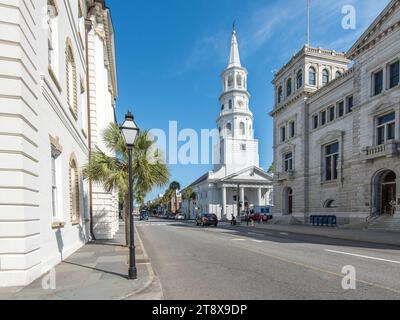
196,213,218,227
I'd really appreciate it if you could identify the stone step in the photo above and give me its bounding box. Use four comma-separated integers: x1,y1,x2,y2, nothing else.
367,215,400,231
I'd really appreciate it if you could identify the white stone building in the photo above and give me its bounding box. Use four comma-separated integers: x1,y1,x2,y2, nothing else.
182,30,273,221
270,0,400,228
0,0,119,287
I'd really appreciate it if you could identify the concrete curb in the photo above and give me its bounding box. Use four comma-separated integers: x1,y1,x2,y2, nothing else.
120,226,164,300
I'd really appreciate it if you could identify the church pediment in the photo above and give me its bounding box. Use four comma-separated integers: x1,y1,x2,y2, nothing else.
220,166,273,183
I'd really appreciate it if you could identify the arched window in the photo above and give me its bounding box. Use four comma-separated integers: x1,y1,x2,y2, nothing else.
278,86,283,104
228,76,233,87
240,122,245,135
324,199,336,208
47,1,59,76
226,123,232,135
335,71,342,78
322,69,330,86
221,104,224,111
229,100,233,109
66,40,77,116
69,156,80,223
236,74,242,88
286,78,292,97
296,70,303,89
309,67,316,86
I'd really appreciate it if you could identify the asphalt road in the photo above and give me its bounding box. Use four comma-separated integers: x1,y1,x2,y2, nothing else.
136,218,400,300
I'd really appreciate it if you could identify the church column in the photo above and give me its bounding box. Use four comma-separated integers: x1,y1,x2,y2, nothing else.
258,188,263,206
222,187,227,220
240,187,245,211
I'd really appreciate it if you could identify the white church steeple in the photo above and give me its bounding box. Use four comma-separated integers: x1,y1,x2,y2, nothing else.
228,30,241,68
214,29,260,175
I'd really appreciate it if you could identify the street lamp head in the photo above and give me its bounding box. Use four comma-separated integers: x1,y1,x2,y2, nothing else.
120,111,140,148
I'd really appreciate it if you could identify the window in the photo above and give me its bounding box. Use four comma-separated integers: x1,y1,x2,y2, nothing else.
229,100,233,109
66,42,77,116
228,76,233,87
69,157,80,223
312,114,319,129
284,152,293,172
389,61,399,89
226,123,232,135
324,142,339,181
241,144,247,151
328,106,335,122
278,86,283,104
47,1,59,76
289,121,295,138
286,78,292,97
376,112,395,145
337,101,344,118
237,74,242,88
78,1,85,43
221,104,224,110
335,71,342,78
320,110,327,126
309,67,316,86
51,147,61,220
80,79,87,133
240,122,245,135
280,126,286,143
296,70,303,89
346,95,354,113
322,69,330,86
373,70,383,96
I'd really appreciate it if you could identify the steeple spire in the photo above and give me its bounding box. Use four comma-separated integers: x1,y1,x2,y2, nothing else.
227,28,241,68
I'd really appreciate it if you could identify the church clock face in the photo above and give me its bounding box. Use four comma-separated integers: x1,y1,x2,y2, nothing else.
238,100,244,107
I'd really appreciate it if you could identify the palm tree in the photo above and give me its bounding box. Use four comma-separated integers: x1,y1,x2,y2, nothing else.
83,123,169,245
169,181,181,214
182,188,196,219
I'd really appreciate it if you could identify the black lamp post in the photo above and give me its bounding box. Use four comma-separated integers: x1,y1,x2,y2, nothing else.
120,111,140,280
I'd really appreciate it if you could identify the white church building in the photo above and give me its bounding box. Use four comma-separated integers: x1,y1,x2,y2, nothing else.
182,30,273,221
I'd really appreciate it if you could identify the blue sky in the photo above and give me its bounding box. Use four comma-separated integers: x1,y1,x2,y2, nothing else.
108,0,390,201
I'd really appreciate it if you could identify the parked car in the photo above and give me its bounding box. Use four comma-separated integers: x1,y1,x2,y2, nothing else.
196,213,218,227
139,210,149,221
175,214,186,220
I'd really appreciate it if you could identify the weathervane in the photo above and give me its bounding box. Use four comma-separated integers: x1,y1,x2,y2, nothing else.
232,19,236,32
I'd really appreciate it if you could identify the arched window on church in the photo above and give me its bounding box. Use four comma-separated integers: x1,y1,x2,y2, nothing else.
228,76,233,88
240,122,245,135
335,71,342,78
226,123,232,135
237,74,242,88
229,100,233,109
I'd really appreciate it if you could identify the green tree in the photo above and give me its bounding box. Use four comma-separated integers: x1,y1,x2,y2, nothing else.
267,162,276,174
169,181,181,213
83,123,169,245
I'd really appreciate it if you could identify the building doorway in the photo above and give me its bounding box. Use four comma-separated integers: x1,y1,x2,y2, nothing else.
372,170,397,216
283,187,293,215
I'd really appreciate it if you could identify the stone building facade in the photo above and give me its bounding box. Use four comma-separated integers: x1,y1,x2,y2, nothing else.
0,0,119,287
270,0,400,227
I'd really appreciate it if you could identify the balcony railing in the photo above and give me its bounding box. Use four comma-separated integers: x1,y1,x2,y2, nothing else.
275,170,295,181
361,141,400,161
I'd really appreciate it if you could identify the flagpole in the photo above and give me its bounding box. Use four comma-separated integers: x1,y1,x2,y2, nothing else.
307,0,310,45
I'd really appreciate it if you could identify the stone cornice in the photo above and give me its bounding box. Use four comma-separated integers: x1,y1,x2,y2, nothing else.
269,91,308,117
347,0,400,59
273,45,347,83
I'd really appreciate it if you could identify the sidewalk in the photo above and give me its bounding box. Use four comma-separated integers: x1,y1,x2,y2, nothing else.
227,222,400,247
0,222,162,300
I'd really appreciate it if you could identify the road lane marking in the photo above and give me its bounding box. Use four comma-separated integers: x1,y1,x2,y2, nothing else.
325,249,400,265
230,242,400,295
252,240,264,243
280,232,289,236
248,232,265,236
231,239,246,241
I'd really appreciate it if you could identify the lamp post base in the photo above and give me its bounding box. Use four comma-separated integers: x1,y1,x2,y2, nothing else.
128,267,137,280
